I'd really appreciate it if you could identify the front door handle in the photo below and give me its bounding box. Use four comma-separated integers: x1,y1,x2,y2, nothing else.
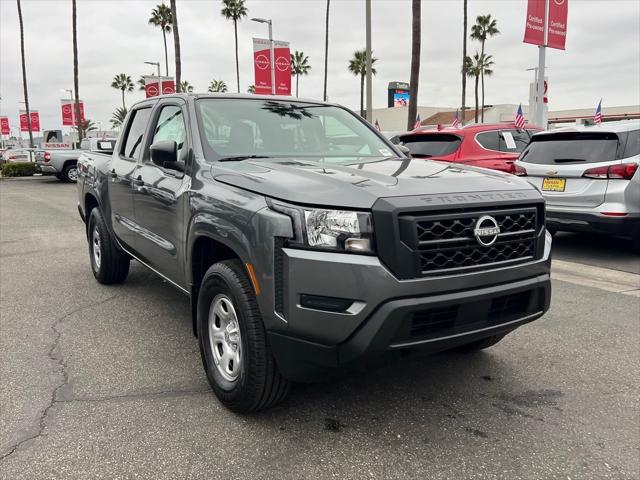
109,169,117,179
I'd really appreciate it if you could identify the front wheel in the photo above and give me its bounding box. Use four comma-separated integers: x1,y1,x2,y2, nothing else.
87,208,130,284
197,260,290,412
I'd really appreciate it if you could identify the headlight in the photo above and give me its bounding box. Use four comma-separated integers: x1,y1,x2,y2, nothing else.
268,200,374,254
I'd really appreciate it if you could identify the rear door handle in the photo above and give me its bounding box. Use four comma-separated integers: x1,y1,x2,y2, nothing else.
110,169,117,179
132,176,144,186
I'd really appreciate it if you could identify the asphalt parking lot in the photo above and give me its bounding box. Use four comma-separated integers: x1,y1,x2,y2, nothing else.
1,176,639,480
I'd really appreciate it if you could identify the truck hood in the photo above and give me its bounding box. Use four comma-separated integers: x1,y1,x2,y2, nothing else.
211,156,537,209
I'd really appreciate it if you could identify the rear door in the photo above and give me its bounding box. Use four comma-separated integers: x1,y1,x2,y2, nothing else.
518,131,622,208
131,101,190,286
109,106,153,250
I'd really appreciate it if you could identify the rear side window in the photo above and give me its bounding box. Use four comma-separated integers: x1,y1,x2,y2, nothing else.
623,130,640,158
121,108,152,160
476,131,500,151
519,132,620,165
400,133,461,157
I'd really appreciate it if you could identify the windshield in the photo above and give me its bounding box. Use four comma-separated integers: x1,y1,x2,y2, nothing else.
399,133,461,157
519,132,621,165
195,99,395,162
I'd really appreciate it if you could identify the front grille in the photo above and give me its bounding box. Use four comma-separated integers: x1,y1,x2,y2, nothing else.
398,206,541,277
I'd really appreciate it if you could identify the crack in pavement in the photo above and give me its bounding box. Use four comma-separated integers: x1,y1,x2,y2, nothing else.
0,294,120,462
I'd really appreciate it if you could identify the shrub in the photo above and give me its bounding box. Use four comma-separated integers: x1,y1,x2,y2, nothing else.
1,162,37,177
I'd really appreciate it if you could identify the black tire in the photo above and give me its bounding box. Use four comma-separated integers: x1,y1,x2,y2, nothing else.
87,208,130,284
454,334,506,353
62,163,78,183
197,259,290,412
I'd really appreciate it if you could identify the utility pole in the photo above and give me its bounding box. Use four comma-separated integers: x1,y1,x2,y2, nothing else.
535,0,549,128
365,0,372,122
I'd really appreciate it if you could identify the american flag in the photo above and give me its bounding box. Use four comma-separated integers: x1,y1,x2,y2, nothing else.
451,109,461,128
413,114,421,130
594,99,602,125
514,104,526,129
374,119,381,131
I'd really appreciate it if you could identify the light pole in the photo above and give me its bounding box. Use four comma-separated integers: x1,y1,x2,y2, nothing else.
365,0,372,122
144,61,161,79
251,17,275,95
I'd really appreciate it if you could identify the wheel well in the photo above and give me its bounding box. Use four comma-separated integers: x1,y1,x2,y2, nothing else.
63,159,78,171
191,236,240,288
190,236,241,337
84,193,99,236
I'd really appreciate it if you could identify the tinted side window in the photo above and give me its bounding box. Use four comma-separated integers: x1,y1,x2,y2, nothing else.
476,131,500,151
121,108,152,160
623,130,640,158
399,133,461,157
499,129,532,153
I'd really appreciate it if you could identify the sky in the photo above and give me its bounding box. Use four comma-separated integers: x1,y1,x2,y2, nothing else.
1,0,639,135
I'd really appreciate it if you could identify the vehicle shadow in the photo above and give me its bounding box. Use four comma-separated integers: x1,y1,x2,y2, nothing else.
552,231,639,272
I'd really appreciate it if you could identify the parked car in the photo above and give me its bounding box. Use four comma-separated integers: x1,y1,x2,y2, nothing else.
35,137,116,182
78,94,552,412
515,120,639,250
2,148,37,164
398,123,542,174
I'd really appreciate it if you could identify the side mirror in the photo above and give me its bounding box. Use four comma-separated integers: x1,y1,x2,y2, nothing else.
149,140,183,171
397,145,411,156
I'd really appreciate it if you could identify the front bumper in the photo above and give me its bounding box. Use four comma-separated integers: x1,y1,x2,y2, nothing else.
266,232,552,382
547,209,640,237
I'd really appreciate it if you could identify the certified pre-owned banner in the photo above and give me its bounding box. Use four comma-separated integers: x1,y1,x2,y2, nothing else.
0,117,10,136
523,0,546,46
547,0,568,50
253,38,291,96
19,110,40,132
61,99,85,126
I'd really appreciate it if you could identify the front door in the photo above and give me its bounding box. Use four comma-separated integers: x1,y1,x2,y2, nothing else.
109,106,152,250
132,102,190,287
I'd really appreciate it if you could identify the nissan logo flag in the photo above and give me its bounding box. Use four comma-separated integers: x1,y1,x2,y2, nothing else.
19,110,40,132
547,0,569,50
144,76,175,98
252,38,291,96
61,99,85,127
0,117,9,136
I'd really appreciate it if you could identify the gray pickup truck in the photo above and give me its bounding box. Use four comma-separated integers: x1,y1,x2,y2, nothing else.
77,94,552,412
36,138,116,182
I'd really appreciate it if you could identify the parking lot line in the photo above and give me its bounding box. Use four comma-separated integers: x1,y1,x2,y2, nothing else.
551,259,640,297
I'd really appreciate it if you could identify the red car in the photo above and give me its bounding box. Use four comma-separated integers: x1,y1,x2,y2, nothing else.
399,123,542,174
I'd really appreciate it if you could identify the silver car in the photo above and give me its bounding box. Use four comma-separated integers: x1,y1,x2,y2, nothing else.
515,120,639,251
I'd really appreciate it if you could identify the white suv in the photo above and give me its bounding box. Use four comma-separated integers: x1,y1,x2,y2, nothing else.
515,120,640,251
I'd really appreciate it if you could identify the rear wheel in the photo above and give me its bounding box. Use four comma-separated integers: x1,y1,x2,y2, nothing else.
455,334,506,352
197,260,290,412
62,163,78,183
87,208,130,284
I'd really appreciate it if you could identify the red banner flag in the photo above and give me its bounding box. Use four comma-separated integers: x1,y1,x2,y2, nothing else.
161,79,175,95
61,100,74,126
523,0,546,46
144,76,160,98
0,117,9,136
253,38,291,96
144,76,174,98
19,110,40,132
547,0,568,50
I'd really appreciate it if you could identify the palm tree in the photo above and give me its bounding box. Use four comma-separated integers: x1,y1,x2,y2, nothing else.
290,51,311,97
407,0,421,131
111,74,134,109
180,80,194,93
221,0,248,93
72,0,83,145
465,53,494,123
247,85,256,94
72,118,98,138
170,0,181,91
137,76,147,91
148,3,173,76
111,107,128,129
323,0,330,101
348,50,377,117
16,0,33,148
461,0,468,125
470,14,499,121
208,79,228,93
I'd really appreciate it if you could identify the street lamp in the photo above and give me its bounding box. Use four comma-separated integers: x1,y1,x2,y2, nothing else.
251,17,275,95
144,61,161,78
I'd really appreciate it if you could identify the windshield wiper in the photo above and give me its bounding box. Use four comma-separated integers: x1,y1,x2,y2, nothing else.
553,158,587,163
218,155,271,162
